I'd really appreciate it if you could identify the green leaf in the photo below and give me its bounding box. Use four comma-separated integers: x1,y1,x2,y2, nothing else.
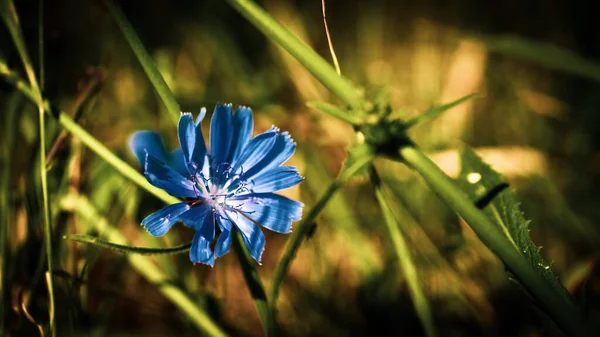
67,234,192,255
404,93,479,128
458,147,573,305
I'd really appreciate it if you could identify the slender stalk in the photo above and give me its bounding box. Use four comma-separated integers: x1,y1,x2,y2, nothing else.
226,0,362,111
370,167,436,337
62,196,227,337
104,0,180,123
398,146,590,337
38,0,44,88
68,234,192,255
270,150,374,308
1,1,55,334
39,83,56,337
232,231,277,337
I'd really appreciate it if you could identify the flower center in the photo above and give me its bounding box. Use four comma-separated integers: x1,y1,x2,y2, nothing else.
190,162,247,211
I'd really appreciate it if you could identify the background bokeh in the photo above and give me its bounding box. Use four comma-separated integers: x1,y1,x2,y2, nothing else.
2,0,600,336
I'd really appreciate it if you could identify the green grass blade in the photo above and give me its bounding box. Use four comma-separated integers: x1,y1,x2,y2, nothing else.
226,0,363,111
62,196,227,337
104,0,180,123
38,0,44,88
399,146,591,337
270,144,375,308
67,234,192,255
370,167,437,337
404,93,479,128
1,2,55,334
232,231,277,337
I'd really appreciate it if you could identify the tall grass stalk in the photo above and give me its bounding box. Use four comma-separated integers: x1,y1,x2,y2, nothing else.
1,1,56,334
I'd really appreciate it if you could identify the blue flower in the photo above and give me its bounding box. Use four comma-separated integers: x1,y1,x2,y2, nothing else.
129,104,303,266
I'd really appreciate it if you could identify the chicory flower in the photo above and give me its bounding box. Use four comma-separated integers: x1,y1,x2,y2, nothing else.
129,104,303,266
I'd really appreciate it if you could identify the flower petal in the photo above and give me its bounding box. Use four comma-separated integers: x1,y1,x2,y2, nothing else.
169,148,188,177
247,166,303,194
244,131,296,180
129,131,168,167
227,106,253,164
144,153,197,198
232,128,278,174
178,202,210,231
189,211,216,266
195,107,207,126
178,113,208,175
215,217,233,258
209,104,234,167
141,202,191,236
234,193,303,234
225,209,265,264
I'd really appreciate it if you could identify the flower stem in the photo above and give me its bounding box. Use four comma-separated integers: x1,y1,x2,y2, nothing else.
232,230,277,337
398,145,590,337
270,150,374,309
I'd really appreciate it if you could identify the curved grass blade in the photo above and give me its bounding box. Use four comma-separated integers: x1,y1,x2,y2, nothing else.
104,0,180,123
226,0,363,112
62,196,227,337
270,144,375,308
67,234,192,255
370,167,437,337
404,93,479,129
